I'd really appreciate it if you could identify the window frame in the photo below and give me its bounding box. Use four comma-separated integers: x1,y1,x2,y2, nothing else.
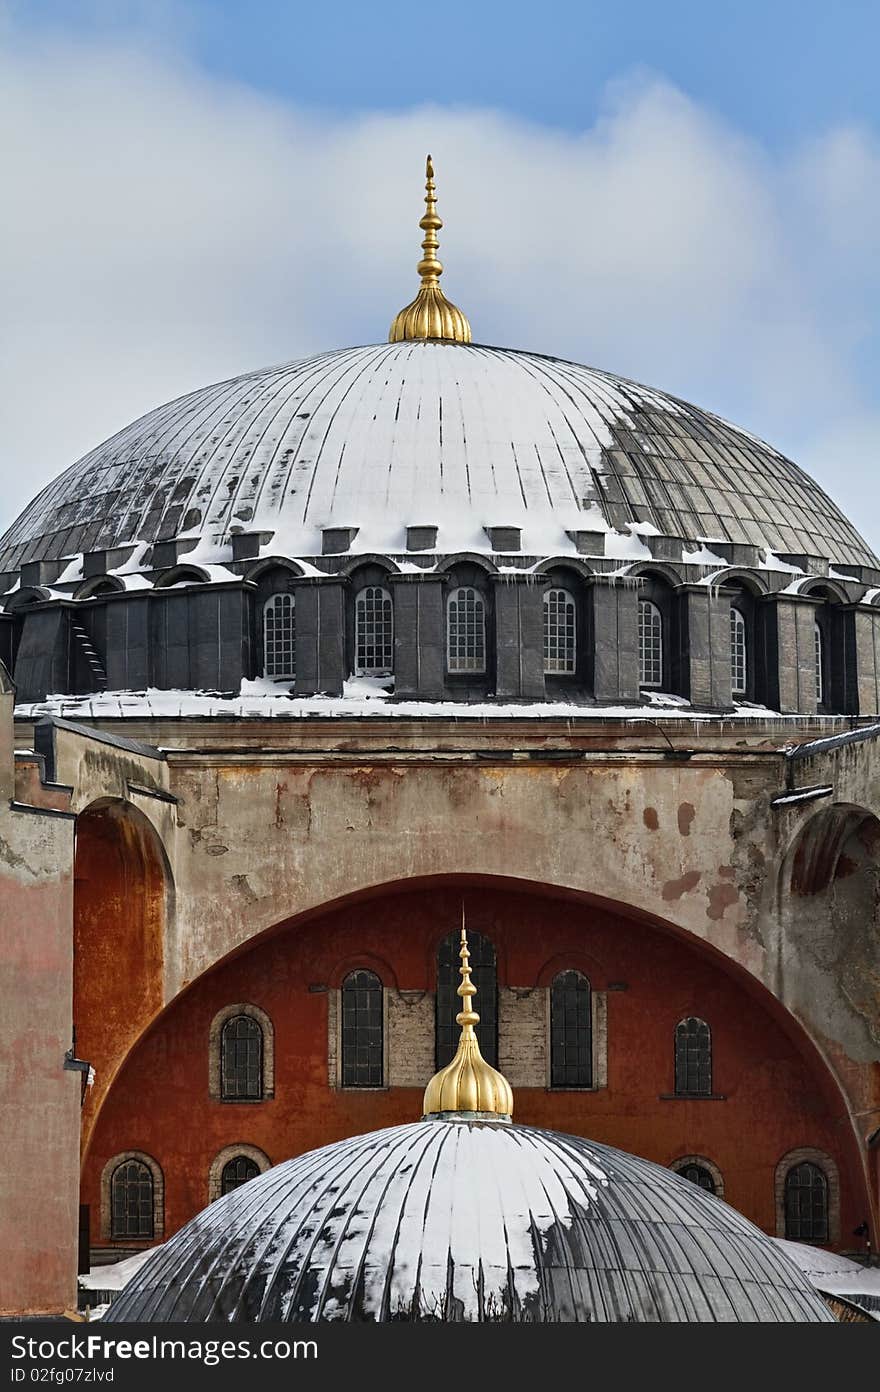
208,1144,271,1204
209,1004,274,1102
100,1151,164,1242
638,597,664,689
673,1016,713,1097
730,604,747,697
783,1161,829,1243
341,968,385,1088
446,585,487,675
354,585,394,677
670,1155,725,1198
549,969,593,1088
262,591,296,681
543,587,577,676
220,1013,265,1102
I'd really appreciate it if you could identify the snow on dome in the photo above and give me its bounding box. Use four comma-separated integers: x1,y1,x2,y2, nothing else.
104,1118,833,1324
0,341,875,573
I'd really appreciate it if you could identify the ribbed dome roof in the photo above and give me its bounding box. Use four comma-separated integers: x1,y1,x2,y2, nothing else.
104,1119,832,1323
0,341,875,573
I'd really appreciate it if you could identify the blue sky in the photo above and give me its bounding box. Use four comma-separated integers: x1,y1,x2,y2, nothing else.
4,0,880,548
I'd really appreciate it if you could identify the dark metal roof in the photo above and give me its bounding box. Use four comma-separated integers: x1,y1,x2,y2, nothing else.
1,341,875,572
105,1119,833,1323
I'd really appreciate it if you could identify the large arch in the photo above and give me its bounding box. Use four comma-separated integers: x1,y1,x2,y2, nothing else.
80,874,873,1256
74,798,172,1153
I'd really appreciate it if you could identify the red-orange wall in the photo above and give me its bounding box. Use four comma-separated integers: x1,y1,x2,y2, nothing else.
82,883,869,1249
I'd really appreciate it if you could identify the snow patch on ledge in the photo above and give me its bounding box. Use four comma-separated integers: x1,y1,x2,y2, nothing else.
11,679,798,723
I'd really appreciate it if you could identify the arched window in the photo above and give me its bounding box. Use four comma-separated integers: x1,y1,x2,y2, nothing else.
638,599,663,688
110,1159,154,1239
784,1161,829,1242
550,970,592,1087
355,586,393,676
674,1017,712,1096
447,587,486,673
221,1014,264,1100
436,930,497,1068
814,622,824,705
678,1163,716,1194
543,588,577,675
730,606,747,696
263,593,295,680
221,1155,261,1196
341,969,384,1087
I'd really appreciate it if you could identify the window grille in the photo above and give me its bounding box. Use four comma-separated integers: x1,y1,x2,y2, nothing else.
111,1160,154,1238
638,599,663,687
355,586,393,675
436,930,497,1068
674,1017,712,1096
447,587,486,673
678,1163,716,1194
221,1156,260,1196
730,606,747,695
550,970,592,1087
341,970,384,1087
263,593,295,680
543,589,576,674
814,622,824,705
784,1162,829,1242
221,1014,264,1100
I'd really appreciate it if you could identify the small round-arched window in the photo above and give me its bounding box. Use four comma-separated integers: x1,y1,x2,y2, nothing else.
784,1161,829,1242
550,970,592,1087
543,589,576,674
355,586,393,676
221,1014,264,1100
674,1017,712,1096
730,606,747,696
678,1163,716,1194
341,969,384,1087
221,1155,261,1196
447,587,486,673
111,1159,154,1239
263,593,296,680
638,599,663,688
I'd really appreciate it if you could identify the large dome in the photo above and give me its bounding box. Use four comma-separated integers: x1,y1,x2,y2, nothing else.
104,1117,833,1323
1,340,875,572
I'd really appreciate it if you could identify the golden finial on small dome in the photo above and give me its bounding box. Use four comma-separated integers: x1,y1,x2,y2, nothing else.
422,910,513,1120
389,156,473,345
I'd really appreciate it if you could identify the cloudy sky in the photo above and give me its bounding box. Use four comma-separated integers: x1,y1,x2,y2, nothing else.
3,1,880,546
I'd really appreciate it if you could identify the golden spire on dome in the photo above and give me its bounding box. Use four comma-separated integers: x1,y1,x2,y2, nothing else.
422,911,513,1120
389,155,473,344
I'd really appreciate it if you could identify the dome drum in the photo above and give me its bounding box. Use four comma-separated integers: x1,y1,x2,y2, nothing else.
6,547,880,717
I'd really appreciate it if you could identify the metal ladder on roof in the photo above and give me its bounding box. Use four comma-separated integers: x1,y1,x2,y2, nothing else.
70,621,108,691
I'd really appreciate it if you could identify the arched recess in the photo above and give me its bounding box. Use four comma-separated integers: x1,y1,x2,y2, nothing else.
207,1144,271,1204
75,798,171,1152
80,870,874,1253
777,803,880,1138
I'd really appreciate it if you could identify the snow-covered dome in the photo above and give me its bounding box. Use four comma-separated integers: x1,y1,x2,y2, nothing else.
0,340,875,572
103,1116,833,1323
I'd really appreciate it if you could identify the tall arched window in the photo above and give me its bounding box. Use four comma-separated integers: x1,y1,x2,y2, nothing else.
638,599,663,688
221,1155,260,1196
341,969,384,1087
674,1017,712,1096
543,589,577,675
436,930,497,1068
355,586,393,676
730,606,747,696
447,587,486,673
111,1159,154,1238
221,1014,264,1100
550,970,592,1087
814,622,824,705
263,593,295,680
784,1161,829,1242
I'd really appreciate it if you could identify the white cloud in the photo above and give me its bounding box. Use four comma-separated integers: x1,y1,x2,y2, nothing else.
2,25,880,549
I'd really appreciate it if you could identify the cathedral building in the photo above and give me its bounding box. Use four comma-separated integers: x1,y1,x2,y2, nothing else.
1,159,879,1318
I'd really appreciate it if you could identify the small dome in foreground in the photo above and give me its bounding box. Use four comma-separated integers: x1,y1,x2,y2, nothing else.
105,1118,833,1323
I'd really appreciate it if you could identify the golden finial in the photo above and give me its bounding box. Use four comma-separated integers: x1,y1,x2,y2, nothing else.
389,155,473,344
422,911,513,1120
